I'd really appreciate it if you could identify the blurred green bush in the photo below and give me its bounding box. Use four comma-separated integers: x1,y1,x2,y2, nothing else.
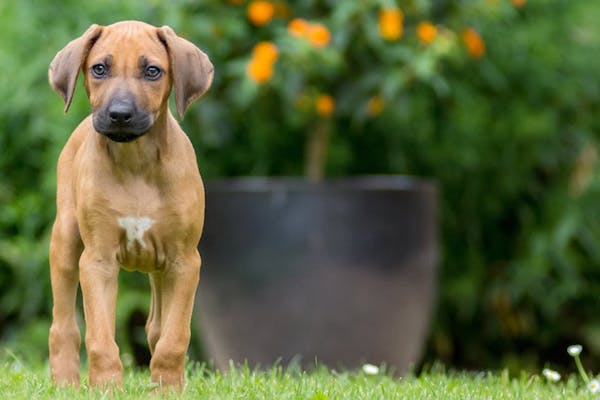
1,0,600,372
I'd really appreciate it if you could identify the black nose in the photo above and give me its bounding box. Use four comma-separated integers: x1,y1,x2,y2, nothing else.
108,100,134,124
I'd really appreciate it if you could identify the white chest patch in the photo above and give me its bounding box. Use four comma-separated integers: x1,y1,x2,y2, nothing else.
117,216,155,250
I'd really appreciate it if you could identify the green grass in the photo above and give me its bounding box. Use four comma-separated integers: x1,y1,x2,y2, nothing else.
1,359,599,400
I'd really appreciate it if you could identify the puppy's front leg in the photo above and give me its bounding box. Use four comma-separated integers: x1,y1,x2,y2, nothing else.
79,249,123,387
49,217,83,385
150,250,201,389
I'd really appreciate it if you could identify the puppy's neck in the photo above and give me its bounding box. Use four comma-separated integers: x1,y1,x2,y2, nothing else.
100,108,175,175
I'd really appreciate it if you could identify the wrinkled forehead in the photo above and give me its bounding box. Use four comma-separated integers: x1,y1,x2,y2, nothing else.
87,22,169,68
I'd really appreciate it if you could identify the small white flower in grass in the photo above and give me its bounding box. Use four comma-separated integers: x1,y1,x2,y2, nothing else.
588,379,600,394
10,362,23,373
568,344,591,384
542,368,561,383
568,344,583,357
362,364,380,375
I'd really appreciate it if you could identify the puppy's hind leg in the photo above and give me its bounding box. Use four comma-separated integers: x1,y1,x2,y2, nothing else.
49,216,83,385
145,272,162,356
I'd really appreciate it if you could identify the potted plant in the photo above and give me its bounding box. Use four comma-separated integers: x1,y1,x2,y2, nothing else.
197,176,437,372
180,1,483,372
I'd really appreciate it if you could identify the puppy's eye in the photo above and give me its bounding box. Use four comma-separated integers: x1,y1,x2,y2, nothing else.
144,66,162,80
91,63,107,78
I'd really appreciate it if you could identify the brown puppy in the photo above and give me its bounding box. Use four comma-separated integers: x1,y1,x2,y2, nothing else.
48,21,213,389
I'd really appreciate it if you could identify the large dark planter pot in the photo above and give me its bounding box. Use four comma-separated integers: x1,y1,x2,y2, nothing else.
194,176,437,373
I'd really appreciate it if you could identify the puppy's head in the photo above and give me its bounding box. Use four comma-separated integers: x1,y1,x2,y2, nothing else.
49,21,213,143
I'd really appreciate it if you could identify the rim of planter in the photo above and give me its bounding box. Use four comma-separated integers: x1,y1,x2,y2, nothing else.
204,175,436,193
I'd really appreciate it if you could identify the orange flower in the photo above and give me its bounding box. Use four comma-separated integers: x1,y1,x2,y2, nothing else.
366,96,385,117
316,94,335,117
288,18,310,37
247,41,278,84
416,21,437,45
462,28,485,59
247,1,275,26
252,41,278,63
378,8,403,41
511,0,526,7
307,23,331,48
246,57,274,83
288,19,331,49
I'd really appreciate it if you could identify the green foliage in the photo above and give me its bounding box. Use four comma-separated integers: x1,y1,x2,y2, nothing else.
408,1,600,371
2,0,600,373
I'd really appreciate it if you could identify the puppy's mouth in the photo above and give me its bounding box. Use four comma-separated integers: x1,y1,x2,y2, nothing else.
102,132,144,143
93,116,153,143
93,99,154,143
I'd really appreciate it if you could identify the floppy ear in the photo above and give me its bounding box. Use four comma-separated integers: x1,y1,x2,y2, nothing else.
157,26,214,120
49,24,103,113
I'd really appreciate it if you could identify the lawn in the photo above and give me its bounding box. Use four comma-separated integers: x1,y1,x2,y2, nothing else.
0,358,598,400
